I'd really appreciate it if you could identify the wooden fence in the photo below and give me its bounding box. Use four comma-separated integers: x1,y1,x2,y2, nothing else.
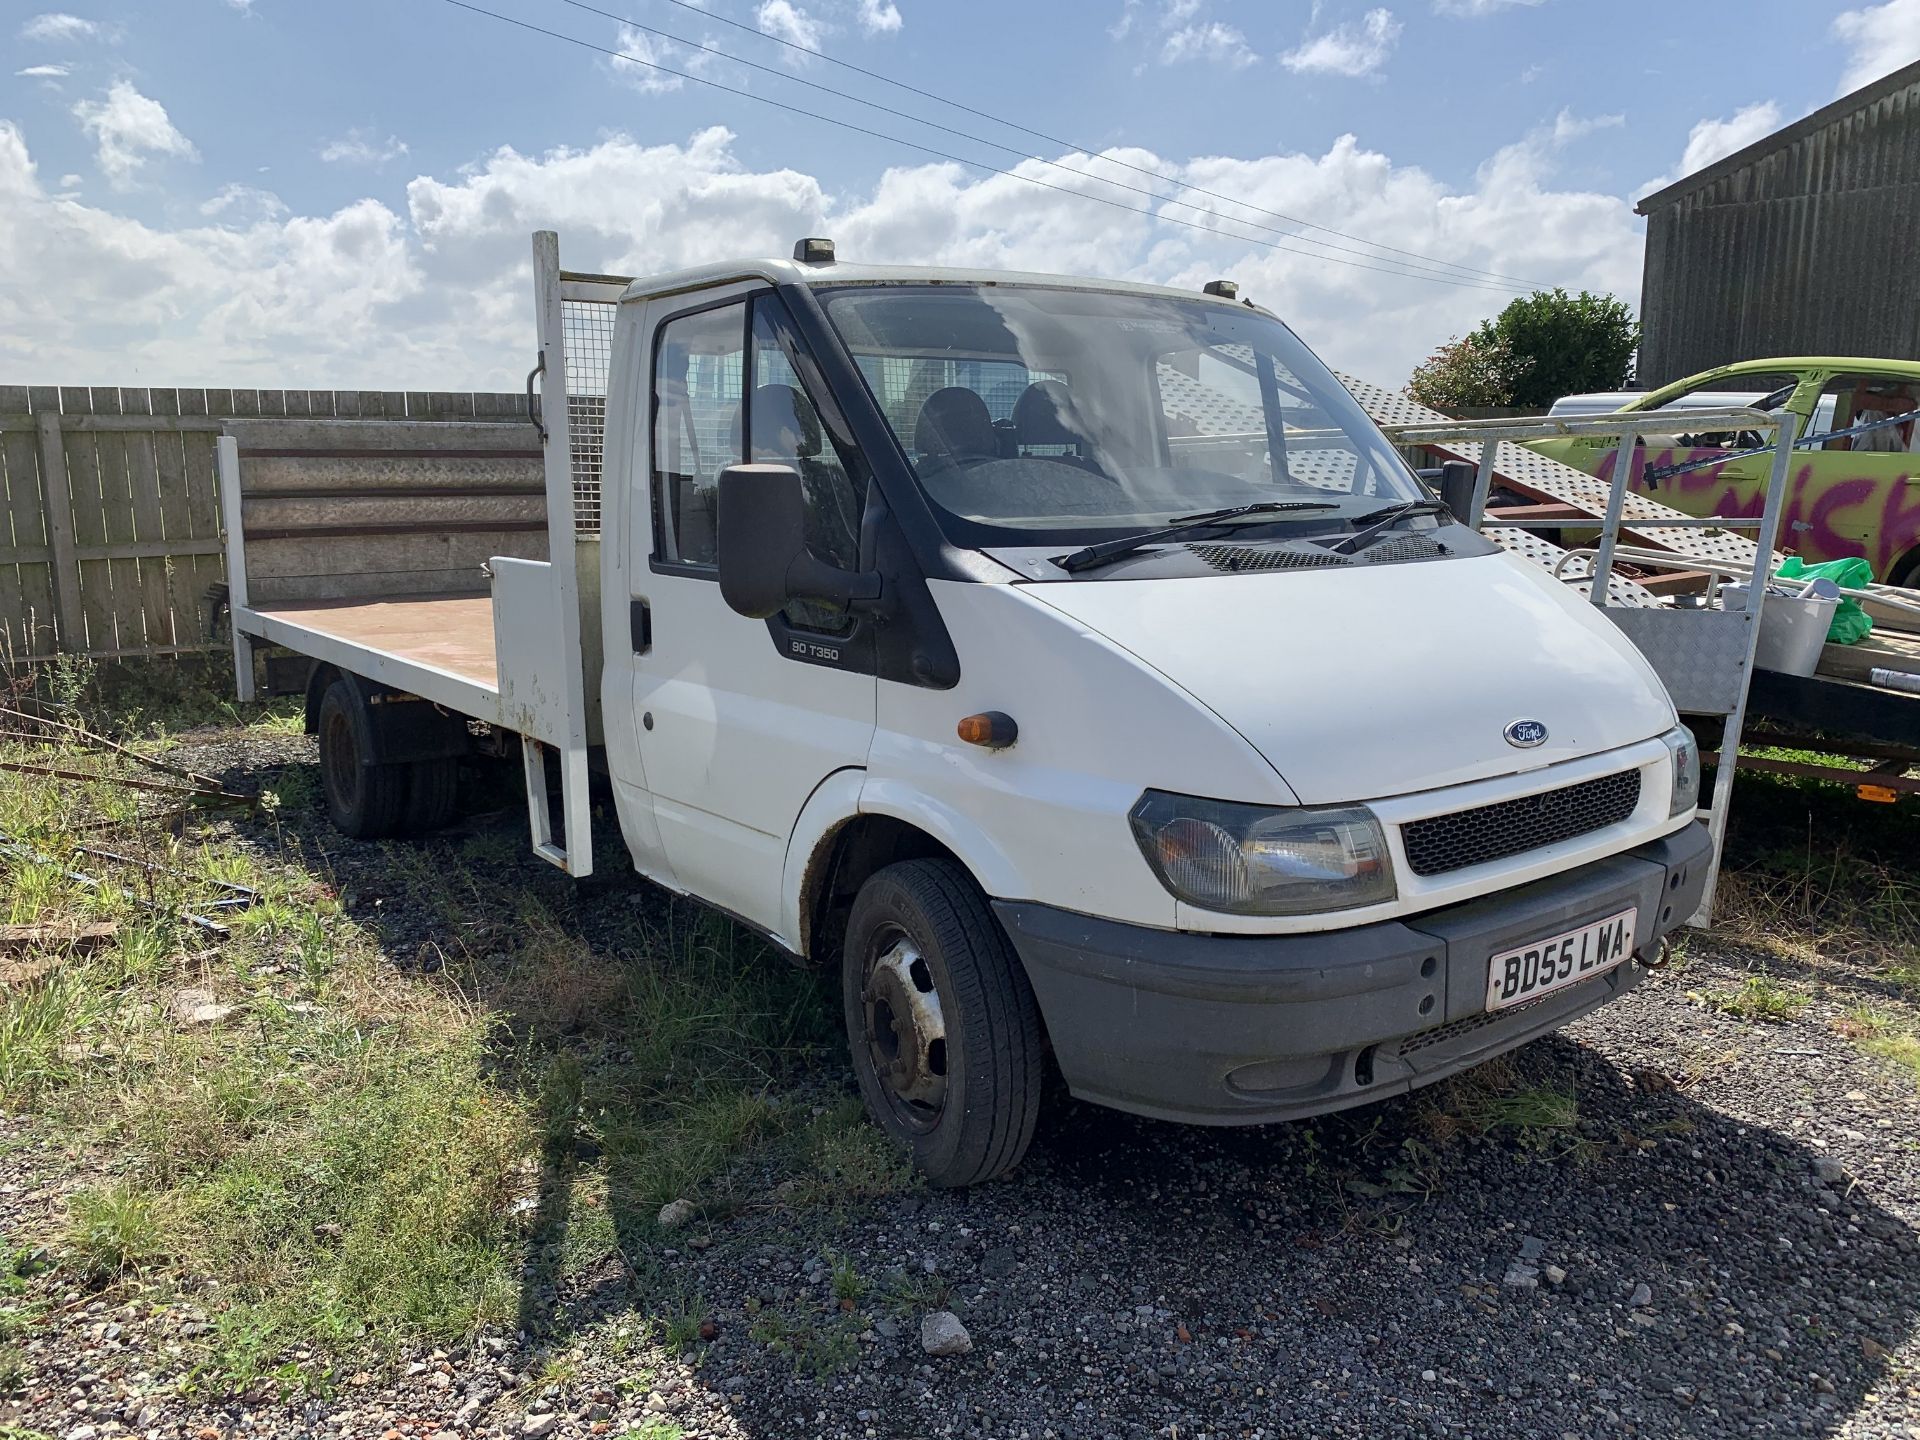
0,386,531,663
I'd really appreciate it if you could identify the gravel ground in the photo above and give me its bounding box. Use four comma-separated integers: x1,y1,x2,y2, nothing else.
5,728,1918,1440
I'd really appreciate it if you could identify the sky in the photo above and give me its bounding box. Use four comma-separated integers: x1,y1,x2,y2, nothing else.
3,0,1919,392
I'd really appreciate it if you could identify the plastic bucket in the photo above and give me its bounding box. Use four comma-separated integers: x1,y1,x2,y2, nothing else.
1719,585,1841,676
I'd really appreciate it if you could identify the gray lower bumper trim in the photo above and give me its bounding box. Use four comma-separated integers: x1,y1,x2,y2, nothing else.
994,823,1712,1125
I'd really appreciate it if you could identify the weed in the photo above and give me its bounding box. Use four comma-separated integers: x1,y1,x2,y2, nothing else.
748,1306,860,1377
828,1251,868,1304
788,1097,917,1207
65,1183,165,1282
878,1266,951,1317
1343,1137,1443,1201
1693,975,1807,1024
1836,1007,1920,1087
659,1309,705,1353
616,1423,686,1440
1421,1061,1584,1158
0,966,108,1102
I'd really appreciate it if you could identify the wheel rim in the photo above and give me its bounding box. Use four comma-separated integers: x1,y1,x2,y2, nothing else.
861,926,948,1132
320,705,361,816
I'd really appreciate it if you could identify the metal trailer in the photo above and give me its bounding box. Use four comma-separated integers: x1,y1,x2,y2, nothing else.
221,233,624,875
1377,407,1804,923
1350,386,1920,806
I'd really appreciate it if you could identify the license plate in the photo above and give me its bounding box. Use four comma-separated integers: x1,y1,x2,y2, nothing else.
1485,907,1637,1012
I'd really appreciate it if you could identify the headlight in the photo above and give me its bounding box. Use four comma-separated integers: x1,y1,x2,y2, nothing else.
1128,792,1396,915
1661,725,1700,818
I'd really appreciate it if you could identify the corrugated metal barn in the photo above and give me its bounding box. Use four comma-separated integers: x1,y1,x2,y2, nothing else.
1636,58,1920,387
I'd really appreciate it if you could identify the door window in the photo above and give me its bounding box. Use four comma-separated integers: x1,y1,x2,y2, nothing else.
653,302,746,568
750,295,869,633
1808,374,1920,453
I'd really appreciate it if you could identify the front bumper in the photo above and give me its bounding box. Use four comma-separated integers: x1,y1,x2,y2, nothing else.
995,823,1711,1125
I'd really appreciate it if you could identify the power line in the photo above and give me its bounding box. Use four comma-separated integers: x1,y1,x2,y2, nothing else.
550,0,1535,290
611,0,1544,289
437,0,1526,293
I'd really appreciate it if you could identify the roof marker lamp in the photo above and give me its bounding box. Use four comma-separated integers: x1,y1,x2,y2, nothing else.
1129,792,1395,915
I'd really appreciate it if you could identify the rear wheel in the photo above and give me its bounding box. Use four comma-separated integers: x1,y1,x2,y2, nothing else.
403,756,461,833
317,678,408,839
843,858,1044,1187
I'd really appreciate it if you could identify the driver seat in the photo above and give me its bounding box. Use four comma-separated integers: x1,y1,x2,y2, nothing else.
913,387,997,467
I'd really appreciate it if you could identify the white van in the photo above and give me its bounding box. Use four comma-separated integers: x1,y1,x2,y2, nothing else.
224,237,1710,1185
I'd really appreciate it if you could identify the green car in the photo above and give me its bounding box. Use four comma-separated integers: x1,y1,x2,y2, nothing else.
1527,358,1920,587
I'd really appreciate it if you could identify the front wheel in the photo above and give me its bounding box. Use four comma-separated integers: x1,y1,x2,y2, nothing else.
843,859,1044,1187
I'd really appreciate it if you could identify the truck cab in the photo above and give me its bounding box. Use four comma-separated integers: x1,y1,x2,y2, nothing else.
589,242,1710,1184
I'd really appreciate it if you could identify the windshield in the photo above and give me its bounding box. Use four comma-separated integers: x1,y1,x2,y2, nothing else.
820,284,1421,545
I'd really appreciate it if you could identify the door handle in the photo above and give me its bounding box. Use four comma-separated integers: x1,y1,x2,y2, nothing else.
630,598,652,653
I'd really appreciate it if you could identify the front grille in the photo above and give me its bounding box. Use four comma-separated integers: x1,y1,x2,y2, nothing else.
1401,769,1642,878
1186,543,1352,573
1396,998,1547,1055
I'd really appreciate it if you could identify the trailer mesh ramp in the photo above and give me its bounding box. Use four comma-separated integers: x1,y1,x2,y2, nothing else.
1338,372,1781,571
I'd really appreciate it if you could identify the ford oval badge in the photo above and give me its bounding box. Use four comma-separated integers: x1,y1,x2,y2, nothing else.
1505,718,1548,749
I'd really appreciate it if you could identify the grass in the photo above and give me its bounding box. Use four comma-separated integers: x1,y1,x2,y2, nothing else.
1415,1058,1587,1159
1711,755,1920,998
1836,1006,1920,1088
1692,974,1809,1024
0,668,875,1395
64,1183,166,1282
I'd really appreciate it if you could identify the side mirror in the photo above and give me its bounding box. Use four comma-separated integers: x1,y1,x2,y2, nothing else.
1436,459,1477,526
716,463,881,620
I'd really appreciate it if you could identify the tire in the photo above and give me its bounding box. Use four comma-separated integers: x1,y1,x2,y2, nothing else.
316,678,407,839
403,757,460,833
1889,550,1920,592
842,858,1044,1187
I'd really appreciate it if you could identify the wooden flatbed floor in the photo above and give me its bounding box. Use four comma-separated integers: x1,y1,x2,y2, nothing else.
246,594,503,721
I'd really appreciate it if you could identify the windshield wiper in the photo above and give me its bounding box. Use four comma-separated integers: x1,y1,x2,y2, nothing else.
1331,499,1451,555
1053,501,1341,574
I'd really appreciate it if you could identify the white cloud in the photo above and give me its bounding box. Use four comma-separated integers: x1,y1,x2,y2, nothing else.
19,11,110,42
71,81,199,189
608,26,689,92
1281,7,1402,77
223,0,257,10
318,130,412,165
0,116,1651,392
1163,21,1257,67
1550,109,1624,144
1678,100,1781,174
856,0,902,35
200,182,286,219
756,0,823,52
1833,0,1920,94
0,120,422,385
1433,0,1542,14
16,63,70,77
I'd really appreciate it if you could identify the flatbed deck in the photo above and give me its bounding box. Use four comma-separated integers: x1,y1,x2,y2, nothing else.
245,594,504,723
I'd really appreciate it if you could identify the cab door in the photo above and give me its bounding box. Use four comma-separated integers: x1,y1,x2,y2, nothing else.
624,284,877,933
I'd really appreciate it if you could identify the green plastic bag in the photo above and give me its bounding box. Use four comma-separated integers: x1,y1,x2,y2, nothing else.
1775,556,1874,645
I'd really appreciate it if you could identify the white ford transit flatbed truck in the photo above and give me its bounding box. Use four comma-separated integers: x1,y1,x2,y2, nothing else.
220,232,1709,1186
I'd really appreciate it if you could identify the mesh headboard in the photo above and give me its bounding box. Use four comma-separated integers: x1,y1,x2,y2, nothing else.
562,293,617,536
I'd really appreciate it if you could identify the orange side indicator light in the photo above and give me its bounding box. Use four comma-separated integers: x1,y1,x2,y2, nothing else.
1856,783,1900,804
957,711,1018,750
